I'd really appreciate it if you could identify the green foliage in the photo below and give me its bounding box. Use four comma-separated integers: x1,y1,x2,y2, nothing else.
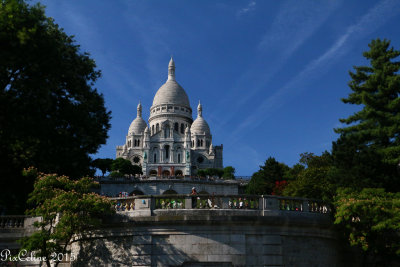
197,168,224,178
246,157,289,195
222,166,235,179
92,158,113,176
111,158,142,176
19,167,114,267
109,171,125,178
284,152,335,202
331,136,395,190
333,38,400,191
0,0,111,213
334,188,400,263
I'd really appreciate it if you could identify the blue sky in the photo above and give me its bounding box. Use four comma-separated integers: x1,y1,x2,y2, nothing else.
37,0,400,176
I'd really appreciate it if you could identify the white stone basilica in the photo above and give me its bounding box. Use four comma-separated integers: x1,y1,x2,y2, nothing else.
116,58,223,177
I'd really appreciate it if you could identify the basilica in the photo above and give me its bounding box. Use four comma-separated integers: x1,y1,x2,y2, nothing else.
116,58,223,177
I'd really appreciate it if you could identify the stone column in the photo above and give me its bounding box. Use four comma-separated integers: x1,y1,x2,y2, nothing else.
157,166,162,176
170,147,174,162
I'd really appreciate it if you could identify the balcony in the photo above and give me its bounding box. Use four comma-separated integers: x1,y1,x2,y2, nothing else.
110,194,331,217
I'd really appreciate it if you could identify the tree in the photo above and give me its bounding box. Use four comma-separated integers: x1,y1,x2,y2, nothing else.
222,166,235,180
111,158,142,177
0,0,111,213
19,167,114,267
128,164,143,177
196,168,224,178
92,158,113,176
283,152,335,202
331,136,392,190
334,188,400,265
333,38,400,191
246,157,289,195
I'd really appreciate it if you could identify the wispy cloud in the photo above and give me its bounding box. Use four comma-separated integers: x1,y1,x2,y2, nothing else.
258,1,339,55
216,1,340,126
228,0,400,142
237,1,256,17
122,3,173,90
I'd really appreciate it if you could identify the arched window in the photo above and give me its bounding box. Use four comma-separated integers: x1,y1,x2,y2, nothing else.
197,156,204,163
192,140,194,147
178,153,181,163
200,139,203,147
174,122,179,132
164,126,170,138
197,139,200,147
156,123,159,132
162,170,170,177
137,140,140,147
165,145,170,159
163,189,177,194
130,190,144,196
134,140,137,146
180,123,184,134
154,153,157,163
152,125,154,134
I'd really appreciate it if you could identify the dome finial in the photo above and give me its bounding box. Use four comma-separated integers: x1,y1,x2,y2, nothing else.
168,56,175,81
197,100,202,117
137,101,142,118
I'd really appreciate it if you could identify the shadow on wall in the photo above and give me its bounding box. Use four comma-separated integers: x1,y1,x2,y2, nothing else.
70,210,344,267
71,234,197,267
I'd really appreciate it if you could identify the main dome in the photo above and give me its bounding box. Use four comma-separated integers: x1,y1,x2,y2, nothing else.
151,57,191,108
152,80,190,107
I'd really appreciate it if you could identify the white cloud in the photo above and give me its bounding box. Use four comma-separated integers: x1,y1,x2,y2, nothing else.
237,1,256,17
258,1,339,55
122,3,173,90
216,1,340,127
228,0,400,141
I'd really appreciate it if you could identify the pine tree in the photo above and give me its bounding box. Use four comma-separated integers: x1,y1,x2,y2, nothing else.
336,39,400,163
333,39,400,190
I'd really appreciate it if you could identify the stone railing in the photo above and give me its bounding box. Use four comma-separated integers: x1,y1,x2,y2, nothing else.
110,194,331,216
0,215,27,228
96,175,248,184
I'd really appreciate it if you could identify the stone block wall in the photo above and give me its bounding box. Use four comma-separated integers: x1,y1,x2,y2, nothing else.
70,212,342,267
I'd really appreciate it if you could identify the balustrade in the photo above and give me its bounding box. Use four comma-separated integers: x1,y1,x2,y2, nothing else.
0,216,26,228
110,194,329,215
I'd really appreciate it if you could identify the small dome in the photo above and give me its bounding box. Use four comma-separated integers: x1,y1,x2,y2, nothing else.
128,117,147,135
191,101,210,135
128,102,147,135
152,80,190,107
191,117,211,135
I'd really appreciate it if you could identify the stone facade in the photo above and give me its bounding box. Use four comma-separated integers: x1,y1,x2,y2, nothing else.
99,179,239,197
70,210,342,267
116,58,223,177
1,197,360,266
